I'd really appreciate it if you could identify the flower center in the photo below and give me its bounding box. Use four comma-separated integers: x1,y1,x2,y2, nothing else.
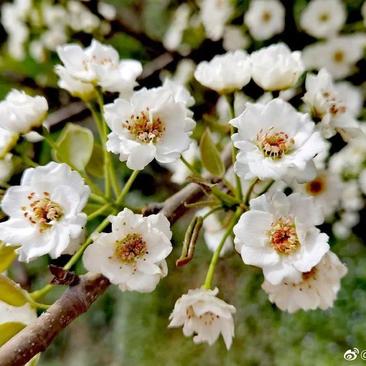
114,233,147,264
256,128,294,159
318,12,330,22
123,108,165,144
333,50,345,63
305,176,326,196
186,307,219,326
269,217,300,255
22,192,64,232
261,11,272,23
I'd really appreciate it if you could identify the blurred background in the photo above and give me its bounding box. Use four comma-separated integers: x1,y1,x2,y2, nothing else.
0,0,366,365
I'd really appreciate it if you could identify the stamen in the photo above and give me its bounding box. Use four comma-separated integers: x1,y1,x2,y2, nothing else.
123,109,165,144
114,233,147,264
305,176,326,196
256,127,294,159
268,217,300,255
24,192,64,232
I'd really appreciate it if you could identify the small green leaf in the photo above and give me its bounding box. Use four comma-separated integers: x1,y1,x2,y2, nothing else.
0,322,26,346
86,143,104,177
199,129,225,177
55,123,94,171
0,242,16,272
211,187,239,207
0,275,29,306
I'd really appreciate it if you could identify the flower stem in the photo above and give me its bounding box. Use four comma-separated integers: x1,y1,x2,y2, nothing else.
180,155,199,175
203,207,242,289
87,203,112,221
116,170,139,205
86,99,112,199
244,177,260,206
89,193,109,204
96,91,120,199
225,94,243,201
201,206,223,221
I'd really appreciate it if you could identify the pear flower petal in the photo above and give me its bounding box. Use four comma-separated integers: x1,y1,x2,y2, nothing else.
169,287,236,349
0,162,90,262
83,208,173,293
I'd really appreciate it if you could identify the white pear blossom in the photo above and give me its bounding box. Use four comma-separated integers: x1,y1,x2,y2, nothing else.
67,1,100,33
83,208,172,293
168,287,236,349
333,210,360,239
303,35,366,79
340,181,363,212
194,50,251,93
163,4,191,51
0,127,18,159
0,90,48,134
55,65,96,101
244,0,285,41
230,98,325,182
0,162,90,262
335,82,363,118
303,68,361,141
292,170,342,218
171,59,196,86
0,154,14,183
104,86,195,170
250,43,304,91
56,40,142,95
98,2,117,21
262,251,347,313
233,191,330,285
160,78,195,109
300,0,346,39
1,0,31,60
199,0,233,41
329,134,366,179
223,26,250,52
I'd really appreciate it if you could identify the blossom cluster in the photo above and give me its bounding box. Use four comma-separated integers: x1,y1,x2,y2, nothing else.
0,0,365,360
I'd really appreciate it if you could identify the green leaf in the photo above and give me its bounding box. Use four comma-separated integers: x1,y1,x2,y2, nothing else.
86,143,104,177
0,242,16,272
55,123,94,171
199,129,225,177
211,187,239,207
0,322,26,346
0,275,29,306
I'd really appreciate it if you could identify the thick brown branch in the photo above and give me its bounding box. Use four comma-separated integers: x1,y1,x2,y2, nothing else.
0,273,110,366
0,147,232,366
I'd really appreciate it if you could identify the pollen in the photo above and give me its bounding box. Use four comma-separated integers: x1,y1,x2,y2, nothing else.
186,307,218,325
24,192,64,232
123,109,165,144
261,11,272,23
114,233,147,264
256,127,294,159
333,50,345,64
268,217,300,255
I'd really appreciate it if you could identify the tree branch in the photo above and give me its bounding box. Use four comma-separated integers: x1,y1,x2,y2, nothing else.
0,146,232,366
0,273,110,366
